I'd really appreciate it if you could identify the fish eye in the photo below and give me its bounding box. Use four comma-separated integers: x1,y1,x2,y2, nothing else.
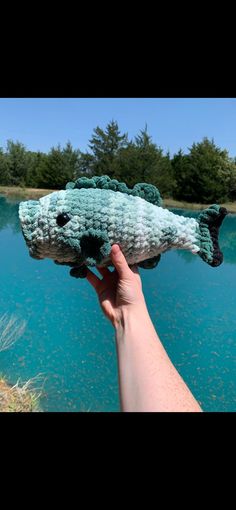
56,213,71,227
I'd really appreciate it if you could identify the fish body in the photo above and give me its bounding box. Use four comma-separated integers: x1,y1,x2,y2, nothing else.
19,177,227,277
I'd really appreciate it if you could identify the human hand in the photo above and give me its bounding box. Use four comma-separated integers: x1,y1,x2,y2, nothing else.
86,244,146,328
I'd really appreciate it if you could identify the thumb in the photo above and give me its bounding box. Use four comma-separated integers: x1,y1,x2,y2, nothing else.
110,244,132,279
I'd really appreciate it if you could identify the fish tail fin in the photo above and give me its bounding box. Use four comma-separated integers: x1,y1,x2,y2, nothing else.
197,205,228,267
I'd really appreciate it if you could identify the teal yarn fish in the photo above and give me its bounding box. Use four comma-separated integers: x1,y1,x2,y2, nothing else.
19,175,228,278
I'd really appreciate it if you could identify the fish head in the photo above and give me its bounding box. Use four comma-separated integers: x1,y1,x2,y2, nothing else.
19,190,84,265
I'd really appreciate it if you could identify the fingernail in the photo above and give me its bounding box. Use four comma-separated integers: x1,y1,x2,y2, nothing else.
112,244,120,255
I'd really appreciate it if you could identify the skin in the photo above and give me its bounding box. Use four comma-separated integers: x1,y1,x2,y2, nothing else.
86,244,202,412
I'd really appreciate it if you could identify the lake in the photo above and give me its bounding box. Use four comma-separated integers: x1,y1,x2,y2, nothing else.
0,194,235,412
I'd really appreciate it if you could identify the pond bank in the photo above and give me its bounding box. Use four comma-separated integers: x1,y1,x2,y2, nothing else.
164,198,236,213
0,186,55,200
0,376,42,412
1,186,236,213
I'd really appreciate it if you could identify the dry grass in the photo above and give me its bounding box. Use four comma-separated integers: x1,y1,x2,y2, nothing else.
0,186,54,200
0,315,45,411
0,314,26,352
164,198,236,213
0,374,45,412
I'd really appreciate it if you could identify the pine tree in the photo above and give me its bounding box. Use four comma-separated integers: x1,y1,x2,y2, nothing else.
76,151,94,177
38,143,79,189
87,120,128,177
118,126,176,196
171,149,191,200
5,140,28,186
26,151,48,188
172,140,236,202
0,147,10,185
62,142,80,182
40,145,65,189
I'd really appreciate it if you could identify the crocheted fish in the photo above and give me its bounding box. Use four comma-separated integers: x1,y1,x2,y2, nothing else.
19,175,228,278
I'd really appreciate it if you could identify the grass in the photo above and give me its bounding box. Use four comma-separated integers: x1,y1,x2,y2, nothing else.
0,186,54,200
163,198,236,213
0,374,44,412
0,314,45,412
1,186,236,212
0,314,26,352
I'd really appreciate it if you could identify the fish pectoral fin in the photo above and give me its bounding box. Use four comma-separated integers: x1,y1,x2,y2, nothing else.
138,254,161,269
70,265,88,278
80,229,111,265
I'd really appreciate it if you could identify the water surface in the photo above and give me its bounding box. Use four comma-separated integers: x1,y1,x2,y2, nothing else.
0,196,235,411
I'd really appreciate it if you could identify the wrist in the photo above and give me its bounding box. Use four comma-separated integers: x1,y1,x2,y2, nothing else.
114,301,150,336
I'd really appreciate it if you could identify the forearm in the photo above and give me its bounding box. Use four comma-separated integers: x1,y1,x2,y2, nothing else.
115,304,202,412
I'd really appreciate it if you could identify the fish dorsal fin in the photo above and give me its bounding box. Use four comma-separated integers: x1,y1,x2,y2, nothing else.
66,175,162,207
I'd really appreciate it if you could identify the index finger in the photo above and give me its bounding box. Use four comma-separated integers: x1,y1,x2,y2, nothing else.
86,268,102,293
110,244,132,279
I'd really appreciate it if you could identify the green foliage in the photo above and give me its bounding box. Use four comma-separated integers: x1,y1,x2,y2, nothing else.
85,120,129,178
0,147,10,185
5,140,29,186
172,139,236,203
172,149,192,200
0,127,236,203
25,151,48,188
117,127,176,197
38,143,79,189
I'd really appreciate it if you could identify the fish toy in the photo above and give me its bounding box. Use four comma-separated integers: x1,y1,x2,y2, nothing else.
19,175,228,278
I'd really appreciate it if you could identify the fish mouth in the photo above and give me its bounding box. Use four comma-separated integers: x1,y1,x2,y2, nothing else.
19,198,79,264
19,200,41,255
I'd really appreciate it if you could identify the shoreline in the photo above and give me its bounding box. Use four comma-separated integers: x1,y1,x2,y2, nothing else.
164,198,236,213
0,186,55,200
1,186,236,213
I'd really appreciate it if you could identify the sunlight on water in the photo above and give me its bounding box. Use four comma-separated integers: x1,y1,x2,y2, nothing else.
0,195,235,411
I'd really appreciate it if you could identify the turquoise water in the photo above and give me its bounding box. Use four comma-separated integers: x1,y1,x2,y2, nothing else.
0,195,235,412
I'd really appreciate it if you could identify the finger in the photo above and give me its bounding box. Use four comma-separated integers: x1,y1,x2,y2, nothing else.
130,264,142,285
96,266,111,278
86,268,102,293
110,244,132,279
130,264,139,275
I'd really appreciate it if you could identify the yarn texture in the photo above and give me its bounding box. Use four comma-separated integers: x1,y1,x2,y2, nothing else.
19,175,228,278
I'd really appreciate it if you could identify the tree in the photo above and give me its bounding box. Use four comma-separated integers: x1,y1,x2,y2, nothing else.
38,145,64,189
25,151,49,188
38,143,79,189
117,141,142,185
76,151,95,178
152,151,176,197
1,131,236,203
62,142,80,182
86,120,128,177
134,126,160,181
118,126,176,196
5,140,29,186
172,138,236,203
0,147,10,185
228,158,236,200
171,149,192,200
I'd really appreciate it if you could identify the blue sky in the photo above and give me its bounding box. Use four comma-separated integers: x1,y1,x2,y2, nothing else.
0,98,236,157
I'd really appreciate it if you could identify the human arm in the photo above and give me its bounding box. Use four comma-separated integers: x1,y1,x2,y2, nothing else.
86,245,202,412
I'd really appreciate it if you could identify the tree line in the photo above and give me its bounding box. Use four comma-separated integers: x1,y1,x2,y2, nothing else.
1,120,236,203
